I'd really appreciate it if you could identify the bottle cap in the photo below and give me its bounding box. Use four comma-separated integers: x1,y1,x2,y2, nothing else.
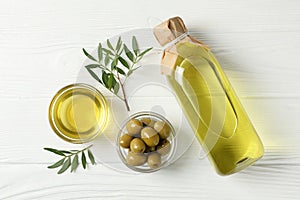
153,16,187,46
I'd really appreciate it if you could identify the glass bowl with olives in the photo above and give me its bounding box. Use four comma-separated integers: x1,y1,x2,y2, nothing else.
116,111,176,173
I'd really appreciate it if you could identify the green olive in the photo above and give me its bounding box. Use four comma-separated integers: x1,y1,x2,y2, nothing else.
126,151,147,166
119,133,133,148
140,117,156,128
154,121,171,139
147,152,161,169
141,127,160,147
130,138,146,153
126,119,143,136
157,139,171,156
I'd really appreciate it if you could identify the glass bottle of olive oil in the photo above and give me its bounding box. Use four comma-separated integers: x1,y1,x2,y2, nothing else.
154,17,264,175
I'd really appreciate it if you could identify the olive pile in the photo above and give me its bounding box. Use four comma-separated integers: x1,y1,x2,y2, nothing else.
119,117,172,170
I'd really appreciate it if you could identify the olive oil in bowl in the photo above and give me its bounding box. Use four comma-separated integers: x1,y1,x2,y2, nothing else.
49,83,108,143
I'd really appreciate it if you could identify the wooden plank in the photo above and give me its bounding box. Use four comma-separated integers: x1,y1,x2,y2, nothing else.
0,151,299,200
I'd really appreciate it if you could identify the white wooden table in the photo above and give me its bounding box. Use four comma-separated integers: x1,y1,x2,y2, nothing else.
1,0,300,199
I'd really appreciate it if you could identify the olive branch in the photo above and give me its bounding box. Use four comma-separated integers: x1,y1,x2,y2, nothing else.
83,36,152,111
44,145,95,174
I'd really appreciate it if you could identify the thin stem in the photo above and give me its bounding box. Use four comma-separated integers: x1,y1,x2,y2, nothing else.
81,144,93,152
117,72,130,111
65,144,93,158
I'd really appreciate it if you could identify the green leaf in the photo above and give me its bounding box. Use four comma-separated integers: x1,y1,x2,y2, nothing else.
138,47,153,58
118,56,130,69
86,67,102,83
59,150,71,154
127,69,133,76
116,67,125,75
107,73,114,89
47,158,65,169
102,71,109,87
98,43,103,61
118,48,124,55
112,75,117,87
123,44,134,62
85,64,102,69
83,48,97,62
103,48,113,56
58,157,71,174
111,58,118,70
107,39,114,51
132,66,142,72
104,53,110,66
116,36,122,53
113,82,120,94
71,154,79,172
82,151,87,169
44,148,65,156
88,149,96,165
132,36,139,55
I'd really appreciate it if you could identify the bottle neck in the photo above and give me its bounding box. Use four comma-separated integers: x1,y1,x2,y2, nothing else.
162,32,189,49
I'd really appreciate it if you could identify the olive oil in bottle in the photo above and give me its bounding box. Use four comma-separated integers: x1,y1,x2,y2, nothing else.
49,84,108,143
154,17,264,175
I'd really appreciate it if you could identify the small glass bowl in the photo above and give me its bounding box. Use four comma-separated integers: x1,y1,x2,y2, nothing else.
116,111,176,173
48,83,108,143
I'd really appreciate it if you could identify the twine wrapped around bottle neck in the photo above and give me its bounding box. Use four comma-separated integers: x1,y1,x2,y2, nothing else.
153,16,188,47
